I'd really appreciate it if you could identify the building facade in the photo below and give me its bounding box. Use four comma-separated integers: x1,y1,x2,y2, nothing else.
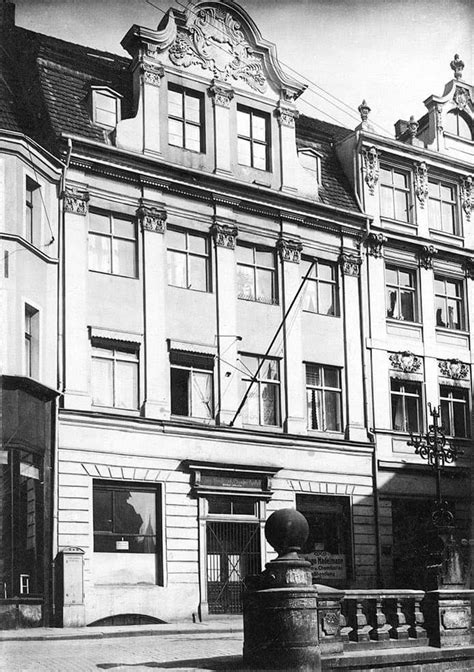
0,1,472,628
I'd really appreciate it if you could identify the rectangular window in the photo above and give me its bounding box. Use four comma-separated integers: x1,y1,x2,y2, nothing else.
240,354,280,426
385,265,417,321
167,228,210,292
428,180,458,235
434,276,465,330
91,343,139,410
88,210,137,278
237,106,270,171
24,305,39,378
94,91,119,128
306,364,342,431
440,385,469,437
379,167,411,223
25,177,39,244
236,244,277,304
170,351,214,419
93,482,161,555
301,259,338,316
391,379,422,433
168,84,204,152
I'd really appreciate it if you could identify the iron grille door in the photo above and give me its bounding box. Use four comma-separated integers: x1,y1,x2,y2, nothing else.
206,521,261,614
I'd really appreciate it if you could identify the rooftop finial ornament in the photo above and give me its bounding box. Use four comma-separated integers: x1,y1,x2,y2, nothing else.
358,99,371,123
408,115,419,138
450,54,464,80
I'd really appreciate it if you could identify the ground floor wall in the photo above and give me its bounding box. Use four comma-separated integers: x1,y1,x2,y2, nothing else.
54,413,471,626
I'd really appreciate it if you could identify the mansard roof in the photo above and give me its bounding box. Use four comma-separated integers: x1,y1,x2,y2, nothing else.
0,22,359,212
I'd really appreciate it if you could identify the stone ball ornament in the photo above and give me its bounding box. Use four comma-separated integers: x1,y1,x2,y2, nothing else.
265,508,309,560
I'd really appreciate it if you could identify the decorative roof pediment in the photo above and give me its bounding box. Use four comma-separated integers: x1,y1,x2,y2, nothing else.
121,1,305,99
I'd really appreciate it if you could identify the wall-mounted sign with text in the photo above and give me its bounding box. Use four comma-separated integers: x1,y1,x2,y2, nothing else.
303,551,346,581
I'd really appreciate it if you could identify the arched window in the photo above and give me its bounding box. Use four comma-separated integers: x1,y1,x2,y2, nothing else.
445,110,473,140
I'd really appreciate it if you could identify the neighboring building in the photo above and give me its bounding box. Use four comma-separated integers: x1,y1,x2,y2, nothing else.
337,55,474,588
0,0,471,629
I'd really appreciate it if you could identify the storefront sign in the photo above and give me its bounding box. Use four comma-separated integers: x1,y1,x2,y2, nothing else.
304,552,346,581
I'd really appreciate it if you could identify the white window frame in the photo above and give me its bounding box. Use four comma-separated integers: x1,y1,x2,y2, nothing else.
91,87,122,129
305,363,343,432
240,354,281,427
91,341,140,411
298,148,321,184
170,351,214,420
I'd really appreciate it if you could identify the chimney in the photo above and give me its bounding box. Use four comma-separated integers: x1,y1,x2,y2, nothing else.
0,2,15,29
394,119,409,139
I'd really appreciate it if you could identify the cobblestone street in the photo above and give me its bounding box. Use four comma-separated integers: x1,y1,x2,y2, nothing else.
0,632,244,672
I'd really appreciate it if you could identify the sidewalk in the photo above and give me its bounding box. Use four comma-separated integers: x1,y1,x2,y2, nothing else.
0,615,243,643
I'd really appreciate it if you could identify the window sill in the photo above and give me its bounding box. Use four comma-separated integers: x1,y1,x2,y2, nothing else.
168,284,212,294
303,310,340,318
429,228,463,243
238,295,279,306
89,269,139,280
435,327,469,336
380,217,416,229
307,429,344,439
170,415,215,425
242,423,282,433
386,318,422,327
168,143,205,156
91,405,140,416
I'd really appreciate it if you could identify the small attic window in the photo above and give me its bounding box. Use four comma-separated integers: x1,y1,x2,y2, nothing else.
298,149,321,183
91,88,121,129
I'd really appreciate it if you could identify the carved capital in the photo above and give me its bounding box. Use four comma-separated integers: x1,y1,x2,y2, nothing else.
418,245,438,270
63,187,89,215
365,232,386,258
339,253,362,277
212,222,238,249
137,204,167,233
208,83,234,108
276,105,299,128
460,176,472,221
362,146,380,195
389,351,422,373
438,358,469,380
463,257,474,279
141,62,165,87
414,161,429,207
277,238,303,263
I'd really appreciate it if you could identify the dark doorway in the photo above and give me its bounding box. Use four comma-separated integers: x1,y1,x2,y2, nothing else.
391,498,435,588
206,521,260,614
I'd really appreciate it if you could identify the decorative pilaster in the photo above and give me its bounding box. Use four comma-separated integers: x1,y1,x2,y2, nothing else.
365,232,387,258
63,187,89,215
414,162,429,207
460,176,472,221
211,222,238,249
208,82,234,108
362,146,380,195
277,238,302,263
137,204,167,233
339,253,362,277
418,244,438,270
141,62,165,87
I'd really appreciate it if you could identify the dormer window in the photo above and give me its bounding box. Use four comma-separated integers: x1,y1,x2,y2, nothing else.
91,88,121,129
298,149,321,183
445,110,473,140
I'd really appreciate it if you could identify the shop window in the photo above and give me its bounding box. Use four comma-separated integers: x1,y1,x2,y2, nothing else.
440,385,469,437
379,166,411,223
306,364,342,432
434,275,465,330
93,481,161,555
236,244,277,305
25,176,40,244
168,84,204,152
444,110,473,140
92,89,121,128
240,354,280,427
391,379,422,433
167,228,210,292
428,179,459,235
297,494,352,586
24,305,39,378
301,258,338,316
385,265,418,322
88,210,137,278
170,351,214,419
91,342,139,410
237,106,270,171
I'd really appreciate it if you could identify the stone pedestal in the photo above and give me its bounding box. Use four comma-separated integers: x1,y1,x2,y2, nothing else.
243,508,321,672
424,589,474,648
